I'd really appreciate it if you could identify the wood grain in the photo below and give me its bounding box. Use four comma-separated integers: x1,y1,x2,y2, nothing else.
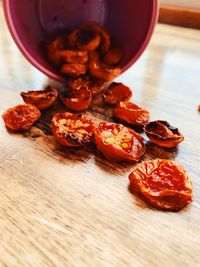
0,3,200,267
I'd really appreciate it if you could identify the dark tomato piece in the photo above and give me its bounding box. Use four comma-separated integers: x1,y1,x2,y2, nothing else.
103,83,132,106
89,78,107,95
21,87,58,110
61,63,87,77
48,36,65,66
94,122,145,162
129,159,192,211
52,112,95,147
144,120,184,148
60,87,92,111
103,48,122,66
115,101,150,128
2,104,41,131
58,50,88,64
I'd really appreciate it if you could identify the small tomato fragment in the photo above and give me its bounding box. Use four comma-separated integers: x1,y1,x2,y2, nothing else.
52,112,95,147
21,87,58,110
94,122,145,162
2,104,41,131
144,121,184,148
103,48,122,66
103,83,132,106
58,50,88,64
48,36,65,66
61,63,87,77
115,101,150,128
60,87,92,111
129,159,192,211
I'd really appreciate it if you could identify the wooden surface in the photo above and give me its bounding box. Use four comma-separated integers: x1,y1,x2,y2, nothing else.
0,3,200,267
159,5,200,29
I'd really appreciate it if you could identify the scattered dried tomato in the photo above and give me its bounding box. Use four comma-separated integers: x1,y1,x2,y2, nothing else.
61,63,87,77
21,87,58,110
115,101,150,128
129,159,192,211
48,36,65,66
2,104,41,131
52,112,95,147
94,122,145,162
103,48,122,66
144,120,184,148
103,83,132,106
60,87,92,111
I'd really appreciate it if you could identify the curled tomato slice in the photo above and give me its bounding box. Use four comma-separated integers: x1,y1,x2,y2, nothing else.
2,104,41,131
48,36,65,66
61,63,87,77
94,122,145,162
144,121,184,148
52,112,95,147
58,50,88,64
129,159,192,211
103,83,132,106
103,48,122,66
21,87,58,110
115,101,150,128
60,87,92,111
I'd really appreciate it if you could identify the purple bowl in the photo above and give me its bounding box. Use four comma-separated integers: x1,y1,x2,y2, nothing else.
3,0,159,83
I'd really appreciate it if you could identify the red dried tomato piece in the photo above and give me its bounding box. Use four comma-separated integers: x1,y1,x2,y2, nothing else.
103,83,132,106
52,112,95,147
94,122,145,162
21,87,58,110
48,36,65,66
103,48,122,66
115,101,150,128
2,104,41,131
61,63,87,77
129,159,192,211
144,121,184,148
60,87,92,111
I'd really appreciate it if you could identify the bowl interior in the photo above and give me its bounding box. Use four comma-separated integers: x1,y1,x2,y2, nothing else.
3,0,158,82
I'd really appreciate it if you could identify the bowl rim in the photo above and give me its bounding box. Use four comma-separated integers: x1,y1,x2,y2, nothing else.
2,0,159,83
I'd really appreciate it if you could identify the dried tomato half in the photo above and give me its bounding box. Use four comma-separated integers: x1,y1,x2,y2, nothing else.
144,121,184,148
52,112,95,147
61,63,87,77
103,83,132,106
48,36,65,66
60,87,92,111
103,48,122,66
21,87,58,110
129,159,192,211
2,104,41,131
94,122,145,162
115,101,150,128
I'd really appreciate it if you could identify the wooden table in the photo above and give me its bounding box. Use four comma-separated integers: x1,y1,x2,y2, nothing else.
0,3,200,266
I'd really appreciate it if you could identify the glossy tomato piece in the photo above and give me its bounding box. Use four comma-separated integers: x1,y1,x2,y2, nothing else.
129,159,192,211
144,121,184,148
61,63,87,77
60,87,92,111
48,36,65,66
103,83,132,106
94,122,145,162
52,112,95,147
21,87,58,110
115,101,150,128
103,48,122,66
2,104,41,131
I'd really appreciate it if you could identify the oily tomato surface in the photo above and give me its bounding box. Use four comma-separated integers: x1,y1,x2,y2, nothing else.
21,87,58,110
52,112,95,147
94,122,145,162
144,121,184,148
103,83,132,106
115,101,150,128
2,104,41,131
129,159,192,211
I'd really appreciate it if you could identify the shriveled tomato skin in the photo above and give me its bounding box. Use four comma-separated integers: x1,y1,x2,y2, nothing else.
144,121,184,148
21,87,58,110
129,159,192,211
51,112,95,147
94,122,145,162
2,104,41,131
103,83,132,106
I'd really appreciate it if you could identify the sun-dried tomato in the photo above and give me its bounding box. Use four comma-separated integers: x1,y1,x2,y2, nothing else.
52,112,95,147
103,48,122,66
61,63,87,77
103,83,132,106
48,36,65,66
144,120,184,148
129,159,192,211
115,101,150,128
60,87,92,111
21,87,58,110
2,104,41,131
58,50,88,64
94,122,145,162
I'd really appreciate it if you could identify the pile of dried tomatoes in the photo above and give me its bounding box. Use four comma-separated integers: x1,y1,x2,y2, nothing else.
2,23,192,212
